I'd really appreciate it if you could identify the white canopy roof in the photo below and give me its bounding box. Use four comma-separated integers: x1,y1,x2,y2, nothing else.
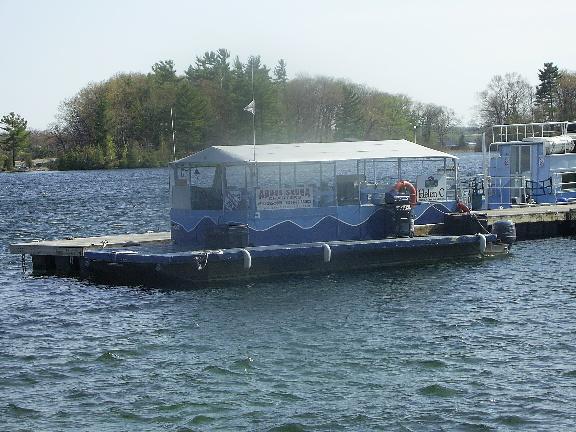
173,140,457,166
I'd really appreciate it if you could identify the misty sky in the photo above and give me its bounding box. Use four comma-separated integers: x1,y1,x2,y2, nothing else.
1,0,574,129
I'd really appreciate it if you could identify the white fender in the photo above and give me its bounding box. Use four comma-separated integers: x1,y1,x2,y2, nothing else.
241,249,252,270
477,233,487,255
322,243,332,263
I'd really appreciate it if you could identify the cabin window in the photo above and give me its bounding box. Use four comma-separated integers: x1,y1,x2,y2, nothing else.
380,160,401,185
225,165,246,188
336,174,363,205
254,164,316,211
333,161,361,205
257,165,280,188
189,166,224,210
296,163,322,207
561,172,576,190
224,165,248,211
280,164,295,188
510,145,531,175
319,162,336,206
171,166,191,209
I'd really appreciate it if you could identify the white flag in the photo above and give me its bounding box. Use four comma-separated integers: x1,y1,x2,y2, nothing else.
243,99,255,115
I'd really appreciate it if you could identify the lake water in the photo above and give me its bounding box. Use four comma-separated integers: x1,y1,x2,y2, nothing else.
1,154,576,431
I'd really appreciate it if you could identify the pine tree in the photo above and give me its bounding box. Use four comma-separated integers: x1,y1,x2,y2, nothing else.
151,60,177,84
335,85,363,141
535,62,561,121
273,59,288,84
0,112,30,169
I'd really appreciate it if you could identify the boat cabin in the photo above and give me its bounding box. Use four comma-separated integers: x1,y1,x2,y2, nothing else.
485,122,576,208
170,140,458,248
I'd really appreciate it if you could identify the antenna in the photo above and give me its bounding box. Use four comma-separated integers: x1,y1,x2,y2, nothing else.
171,107,175,160
251,60,256,162
243,59,257,162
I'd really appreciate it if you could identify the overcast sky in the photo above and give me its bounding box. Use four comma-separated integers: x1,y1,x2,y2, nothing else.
1,0,574,129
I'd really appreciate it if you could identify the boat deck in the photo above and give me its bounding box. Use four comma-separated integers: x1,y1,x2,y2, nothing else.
9,232,171,256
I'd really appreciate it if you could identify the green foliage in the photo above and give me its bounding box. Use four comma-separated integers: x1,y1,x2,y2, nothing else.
364,93,413,141
0,112,30,169
0,153,7,171
477,63,576,127
535,62,561,121
273,59,288,84
103,135,117,167
151,60,177,84
23,153,33,168
50,48,465,170
57,146,106,170
557,71,576,121
335,85,363,141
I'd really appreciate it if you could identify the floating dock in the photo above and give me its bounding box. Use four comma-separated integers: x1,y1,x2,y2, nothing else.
10,232,170,275
482,204,576,239
83,235,493,286
416,203,576,239
9,203,576,285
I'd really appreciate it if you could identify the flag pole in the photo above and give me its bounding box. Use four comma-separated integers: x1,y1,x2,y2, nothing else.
171,107,175,160
251,61,256,162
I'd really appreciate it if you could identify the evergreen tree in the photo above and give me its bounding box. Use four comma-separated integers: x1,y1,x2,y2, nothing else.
173,80,211,155
0,112,30,169
151,60,177,84
535,62,561,121
273,59,288,84
49,48,460,170
335,85,363,141
185,49,235,145
185,49,230,85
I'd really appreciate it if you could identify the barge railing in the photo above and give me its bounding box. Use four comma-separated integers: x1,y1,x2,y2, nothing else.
492,122,569,143
552,171,576,192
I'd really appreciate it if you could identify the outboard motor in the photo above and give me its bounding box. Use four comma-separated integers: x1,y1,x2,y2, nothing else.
491,220,516,248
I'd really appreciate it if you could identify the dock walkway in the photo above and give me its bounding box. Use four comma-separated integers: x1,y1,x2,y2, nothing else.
483,202,576,223
9,232,171,257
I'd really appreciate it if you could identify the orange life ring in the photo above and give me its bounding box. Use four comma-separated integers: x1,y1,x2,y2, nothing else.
456,201,470,213
394,180,417,207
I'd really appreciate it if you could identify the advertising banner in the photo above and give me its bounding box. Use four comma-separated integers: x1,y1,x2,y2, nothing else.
416,174,447,201
256,187,314,210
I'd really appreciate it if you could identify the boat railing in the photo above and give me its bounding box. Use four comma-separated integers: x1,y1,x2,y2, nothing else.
552,171,576,192
463,174,530,208
492,122,569,144
445,175,457,202
491,174,528,206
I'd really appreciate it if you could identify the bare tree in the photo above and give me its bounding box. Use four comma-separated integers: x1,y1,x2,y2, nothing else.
436,107,459,146
477,73,534,126
557,70,576,121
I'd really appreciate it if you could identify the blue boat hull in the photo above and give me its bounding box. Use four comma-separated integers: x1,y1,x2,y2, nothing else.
83,235,494,288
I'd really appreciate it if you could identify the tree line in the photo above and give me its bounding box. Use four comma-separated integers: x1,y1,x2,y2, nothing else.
1,49,460,170
476,62,576,127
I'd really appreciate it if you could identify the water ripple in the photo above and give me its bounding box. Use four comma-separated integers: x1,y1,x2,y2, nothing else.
2,161,576,430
